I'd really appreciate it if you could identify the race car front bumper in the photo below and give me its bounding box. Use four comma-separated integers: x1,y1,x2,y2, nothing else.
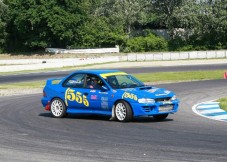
131,100,179,117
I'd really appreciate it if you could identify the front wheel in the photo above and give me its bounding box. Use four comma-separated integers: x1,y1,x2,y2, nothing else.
153,114,168,121
114,100,133,122
50,98,67,118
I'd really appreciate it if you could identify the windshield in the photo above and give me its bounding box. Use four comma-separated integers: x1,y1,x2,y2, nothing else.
105,75,145,89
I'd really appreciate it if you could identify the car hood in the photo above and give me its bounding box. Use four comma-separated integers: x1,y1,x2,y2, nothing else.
119,86,175,99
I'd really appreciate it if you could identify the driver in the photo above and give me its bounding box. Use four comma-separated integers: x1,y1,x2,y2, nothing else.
89,77,101,89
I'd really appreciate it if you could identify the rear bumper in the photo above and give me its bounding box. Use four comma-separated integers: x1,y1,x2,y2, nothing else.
41,97,51,107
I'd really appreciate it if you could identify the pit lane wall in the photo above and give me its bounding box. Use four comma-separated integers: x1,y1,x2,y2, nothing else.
0,50,226,72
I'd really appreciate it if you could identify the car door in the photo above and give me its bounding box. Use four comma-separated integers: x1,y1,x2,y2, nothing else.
62,73,88,112
82,74,112,114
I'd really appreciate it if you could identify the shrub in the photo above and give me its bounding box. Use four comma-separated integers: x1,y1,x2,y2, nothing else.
125,33,168,52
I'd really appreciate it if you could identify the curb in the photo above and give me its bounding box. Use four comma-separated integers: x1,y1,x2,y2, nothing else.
192,100,227,123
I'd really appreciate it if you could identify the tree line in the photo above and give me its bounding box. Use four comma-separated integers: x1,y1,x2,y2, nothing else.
0,0,226,54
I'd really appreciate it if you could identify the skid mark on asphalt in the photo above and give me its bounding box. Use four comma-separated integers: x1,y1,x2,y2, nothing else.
192,101,227,123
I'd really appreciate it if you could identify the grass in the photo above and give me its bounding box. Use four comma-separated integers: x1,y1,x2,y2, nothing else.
0,68,71,75
134,70,224,83
0,61,120,75
0,70,225,90
217,97,227,111
0,81,46,89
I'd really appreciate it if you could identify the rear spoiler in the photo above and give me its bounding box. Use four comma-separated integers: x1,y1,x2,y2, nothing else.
46,78,63,85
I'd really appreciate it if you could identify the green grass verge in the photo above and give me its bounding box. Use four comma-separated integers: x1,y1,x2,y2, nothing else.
0,81,46,89
217,97,227,111
0,62,120,75
0,70,225,90
134,70,224,82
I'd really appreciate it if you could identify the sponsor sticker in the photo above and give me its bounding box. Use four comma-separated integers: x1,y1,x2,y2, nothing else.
91,95,98,100
69,80,81,84
164,90,170,94
155,94,167,96
100,72,127,79
122,92,138,101
112,90,117,93
101,97,108,101
99,91,108,94
101,97,108,109
148,88,158,93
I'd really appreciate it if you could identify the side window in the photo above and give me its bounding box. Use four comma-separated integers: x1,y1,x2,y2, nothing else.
63,73,86,88
85,74,105,89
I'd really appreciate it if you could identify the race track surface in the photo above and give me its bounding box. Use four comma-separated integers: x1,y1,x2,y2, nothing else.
1,80,227,162
1,63,227,83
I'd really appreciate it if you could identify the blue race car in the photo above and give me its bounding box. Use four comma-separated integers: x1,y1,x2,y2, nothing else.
41,70,179,122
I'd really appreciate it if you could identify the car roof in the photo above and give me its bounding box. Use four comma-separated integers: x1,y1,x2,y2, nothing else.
75,69,124,75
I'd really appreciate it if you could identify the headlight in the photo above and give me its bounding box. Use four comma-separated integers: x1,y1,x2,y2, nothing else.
171,95,177,101
138,98,155,104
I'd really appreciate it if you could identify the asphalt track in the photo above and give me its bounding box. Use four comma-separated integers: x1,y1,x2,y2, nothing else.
1,63,227,84
1,78,227,161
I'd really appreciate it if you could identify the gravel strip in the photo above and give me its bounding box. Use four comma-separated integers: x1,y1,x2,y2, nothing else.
0,88,42,96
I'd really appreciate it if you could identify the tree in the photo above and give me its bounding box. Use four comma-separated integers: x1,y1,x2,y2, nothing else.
3,0,226,53
97,0,152,36
0,0,8,53
198,0,227,49
6,0,89,51
169,0,227,50
152,0,183,38
70,0,126,48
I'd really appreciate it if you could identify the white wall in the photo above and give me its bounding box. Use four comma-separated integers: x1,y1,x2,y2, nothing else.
124,50,227,61
0,50,226,72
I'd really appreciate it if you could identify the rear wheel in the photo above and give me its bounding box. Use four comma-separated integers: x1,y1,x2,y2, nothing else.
153,114,168,121
114,100,133,122
50,98,67,118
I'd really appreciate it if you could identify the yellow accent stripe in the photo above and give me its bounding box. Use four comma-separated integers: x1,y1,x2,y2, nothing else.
100,72,127,78
65,88,70,106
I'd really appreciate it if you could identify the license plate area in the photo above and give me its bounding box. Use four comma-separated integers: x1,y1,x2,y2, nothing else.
159,105,173,112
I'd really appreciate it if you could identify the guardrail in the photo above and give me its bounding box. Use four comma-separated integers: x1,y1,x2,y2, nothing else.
45,45,120,54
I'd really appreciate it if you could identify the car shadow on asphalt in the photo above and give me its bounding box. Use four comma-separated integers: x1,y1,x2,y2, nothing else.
133,117,173,123
39,113,173,123
39,113,110,121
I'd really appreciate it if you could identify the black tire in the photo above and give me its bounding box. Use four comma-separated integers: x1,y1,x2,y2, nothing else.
114,100,133,122
153,114,168,121
50,98,67,118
